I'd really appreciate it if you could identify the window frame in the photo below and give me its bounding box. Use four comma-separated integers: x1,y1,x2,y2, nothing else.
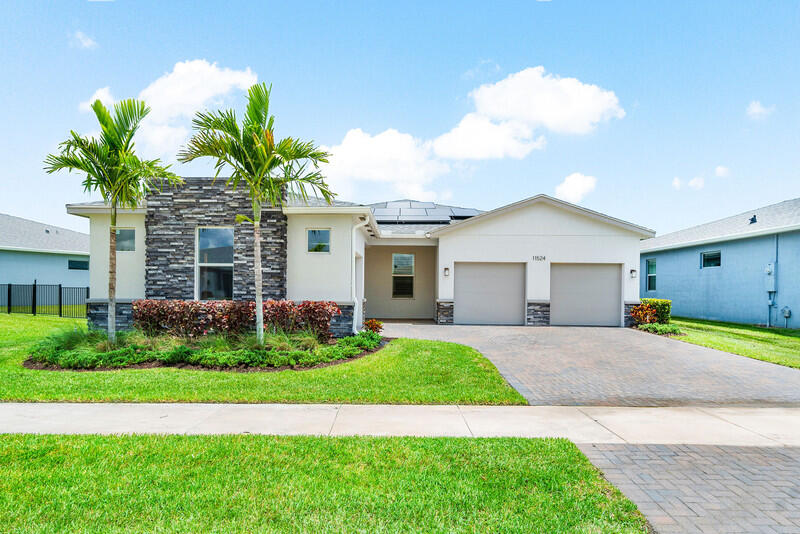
115,228,136,252
701,251,721,269
645,258,656,292
195,226,235,301
391,253,415,299
306,228,332,254
68,259,89,271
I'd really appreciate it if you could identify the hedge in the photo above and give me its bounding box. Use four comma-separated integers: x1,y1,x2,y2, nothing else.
640,298,672,324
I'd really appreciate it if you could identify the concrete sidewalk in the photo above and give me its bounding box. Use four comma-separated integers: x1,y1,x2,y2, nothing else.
2,403,800,445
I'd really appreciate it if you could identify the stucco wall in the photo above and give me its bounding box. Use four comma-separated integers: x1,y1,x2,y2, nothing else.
640,230,800,327
286,213,356,303
0,250,89,285
437,202,642,303
88,212,145,299
365,245,436,319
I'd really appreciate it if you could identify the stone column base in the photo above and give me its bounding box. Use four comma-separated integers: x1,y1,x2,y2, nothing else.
624,302,639,327
435,301,454,325
331,304,355,338
87,299,134,331
526,301,550,326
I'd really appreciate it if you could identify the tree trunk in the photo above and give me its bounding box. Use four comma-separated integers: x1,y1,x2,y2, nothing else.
108,207,117,344
253,218,264,345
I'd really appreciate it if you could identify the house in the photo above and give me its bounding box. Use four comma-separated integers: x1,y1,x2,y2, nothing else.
0,213,90,286
66,177,654,334
640,198,800,328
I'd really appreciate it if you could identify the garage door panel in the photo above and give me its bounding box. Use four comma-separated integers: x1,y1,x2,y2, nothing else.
454,263,525,325
550,263,621,326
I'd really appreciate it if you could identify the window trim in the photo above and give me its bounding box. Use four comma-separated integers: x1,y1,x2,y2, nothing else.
306,228,332,254
701,250,721,269
391,253,415,299
115,227,136,252
195,226,235,301
645,258,656,292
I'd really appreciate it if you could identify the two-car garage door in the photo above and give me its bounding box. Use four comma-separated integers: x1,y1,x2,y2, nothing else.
452,262,621,326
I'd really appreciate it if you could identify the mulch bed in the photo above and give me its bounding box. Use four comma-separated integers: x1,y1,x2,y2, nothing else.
23,338,394,373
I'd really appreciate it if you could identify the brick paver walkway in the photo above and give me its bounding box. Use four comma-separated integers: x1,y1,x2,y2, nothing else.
581,444,800,533
382,324,800,406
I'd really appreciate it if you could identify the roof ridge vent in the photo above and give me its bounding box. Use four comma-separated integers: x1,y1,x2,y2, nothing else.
749,215,757,224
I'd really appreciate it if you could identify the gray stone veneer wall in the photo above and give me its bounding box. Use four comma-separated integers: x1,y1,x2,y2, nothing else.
87,300,133,331
330,304,354,338
526,301,550,326
624,302,638,327
145,177,287,301
435,301,454,325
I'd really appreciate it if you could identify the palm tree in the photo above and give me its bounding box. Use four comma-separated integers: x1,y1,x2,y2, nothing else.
45,99,181,343
178,83,332,344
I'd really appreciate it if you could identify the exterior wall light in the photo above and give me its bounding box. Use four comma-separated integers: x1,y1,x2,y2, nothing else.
444,267,450,277
630,269,638,278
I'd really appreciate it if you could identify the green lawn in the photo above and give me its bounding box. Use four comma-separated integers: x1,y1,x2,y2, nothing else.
0,314,525,404
0,434,647,533
672,316,800,369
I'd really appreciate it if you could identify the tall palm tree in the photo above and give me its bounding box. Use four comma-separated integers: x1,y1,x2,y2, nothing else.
178,83,332,344
45,99,180,343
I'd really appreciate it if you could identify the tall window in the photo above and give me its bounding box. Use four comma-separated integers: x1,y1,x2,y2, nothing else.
116,228,135,251
392,253,414,299
701,251,721,268
197,227,234,300
646,259,656,291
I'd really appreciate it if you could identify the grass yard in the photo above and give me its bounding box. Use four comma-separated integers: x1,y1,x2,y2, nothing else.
672,316,800,369
0,434,647,533
0,314,525,404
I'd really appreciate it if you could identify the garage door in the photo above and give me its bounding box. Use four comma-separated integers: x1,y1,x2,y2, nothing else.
454,262,525,325
550,263,621,326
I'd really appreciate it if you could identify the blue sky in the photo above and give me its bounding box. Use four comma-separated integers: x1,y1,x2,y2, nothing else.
1,1,798,235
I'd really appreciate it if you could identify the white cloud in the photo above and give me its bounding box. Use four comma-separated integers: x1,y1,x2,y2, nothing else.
71,31,97,49
321,128,449,201
470,66,625,135
688,176,704,190
746,100,774,120
79,86,114,112
715,165,730,177
462,59,501,80
555,172,597,203
432,113,545,160
672,177,682,190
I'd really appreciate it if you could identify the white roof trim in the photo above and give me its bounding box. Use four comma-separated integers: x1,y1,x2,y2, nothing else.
431,194,655,238
641,223,800,253
0,245,89,256
66,203,146,217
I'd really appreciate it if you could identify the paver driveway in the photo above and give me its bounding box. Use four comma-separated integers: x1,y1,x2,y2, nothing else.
382,324,800,406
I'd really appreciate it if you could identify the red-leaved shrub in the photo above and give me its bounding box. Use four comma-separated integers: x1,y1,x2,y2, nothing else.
297,301,341,338
363,318,383,334
630,303,658,325
262,299,300,332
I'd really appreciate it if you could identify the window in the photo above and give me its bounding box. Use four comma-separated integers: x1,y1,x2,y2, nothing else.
392,253,414,298
646,259,656,291
307,229,330,252
116,229,135,251
68,259,89,271
701,251,721,268
196,227,234,300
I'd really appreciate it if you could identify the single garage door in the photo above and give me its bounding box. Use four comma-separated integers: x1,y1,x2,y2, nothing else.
454,262,525,325
550,263,621,326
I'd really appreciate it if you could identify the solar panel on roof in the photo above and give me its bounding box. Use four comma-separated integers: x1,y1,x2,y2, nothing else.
385,201,411,208
399,208,428,216
409,201,436,209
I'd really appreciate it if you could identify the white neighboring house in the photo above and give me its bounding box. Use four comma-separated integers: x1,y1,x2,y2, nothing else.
66,178,653,334
0,213,89,286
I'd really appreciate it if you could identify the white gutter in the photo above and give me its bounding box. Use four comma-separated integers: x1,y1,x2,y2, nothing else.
0,246,89,256
350,217,370,333
641,223,800,253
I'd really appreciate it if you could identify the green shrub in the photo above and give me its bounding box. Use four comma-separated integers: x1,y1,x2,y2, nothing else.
640,298,672,324
637,323,682,335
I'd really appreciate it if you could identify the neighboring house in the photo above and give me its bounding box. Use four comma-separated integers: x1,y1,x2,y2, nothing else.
0,213,90,286
67,177,653,335
640,198,800,328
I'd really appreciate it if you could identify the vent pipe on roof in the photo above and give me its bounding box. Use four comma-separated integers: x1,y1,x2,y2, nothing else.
749,215,757,224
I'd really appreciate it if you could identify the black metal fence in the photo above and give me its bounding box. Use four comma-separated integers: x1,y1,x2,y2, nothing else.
0,282,89,319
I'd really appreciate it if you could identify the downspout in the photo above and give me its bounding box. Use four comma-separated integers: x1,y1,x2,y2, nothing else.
351,217,370,333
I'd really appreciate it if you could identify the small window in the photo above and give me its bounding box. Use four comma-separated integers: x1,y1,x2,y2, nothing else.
196,227,234,300
68,259,89,271
392,253,414,298
308,229,330,253
701,251,721,268
116,229,135,251
646,259,656,291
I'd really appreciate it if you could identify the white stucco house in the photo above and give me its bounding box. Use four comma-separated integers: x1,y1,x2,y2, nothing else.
66,177,654,334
